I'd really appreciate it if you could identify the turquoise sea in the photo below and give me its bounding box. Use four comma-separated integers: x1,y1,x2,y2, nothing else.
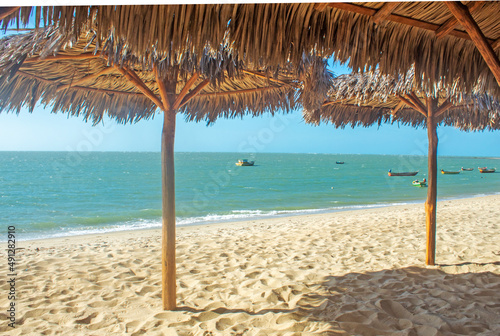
1,152,499,241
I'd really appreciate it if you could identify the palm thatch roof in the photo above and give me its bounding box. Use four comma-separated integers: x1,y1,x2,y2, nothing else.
0,5,332,72
317,1,500,98
305,68,500,131
1,3,500,97
0,27,316,124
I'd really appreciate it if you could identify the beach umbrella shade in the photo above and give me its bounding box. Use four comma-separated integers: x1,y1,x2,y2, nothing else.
304,68,500,265
2,2,500,96
0,27,325,310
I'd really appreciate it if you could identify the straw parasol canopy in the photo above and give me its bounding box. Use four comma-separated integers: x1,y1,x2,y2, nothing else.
313,1,500,97
0,5,337,73
0,27,303,124
1,2,500,96
305,68,500,265
0,26,333,310
305,68,500,130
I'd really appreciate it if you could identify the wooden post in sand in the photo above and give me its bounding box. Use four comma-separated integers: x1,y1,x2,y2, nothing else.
161,107,177,310
117,64,210,310
425,97,439,266
156,70,178,311
399,94,453,266
120,64,180,310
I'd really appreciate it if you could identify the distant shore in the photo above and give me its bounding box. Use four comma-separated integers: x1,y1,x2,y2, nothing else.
2,194,499,335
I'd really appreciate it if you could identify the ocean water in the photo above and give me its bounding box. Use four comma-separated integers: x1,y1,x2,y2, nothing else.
1,152,499,241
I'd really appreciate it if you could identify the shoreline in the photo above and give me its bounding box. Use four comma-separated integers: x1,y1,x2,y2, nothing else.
14,191,500,243
2,194,499,335
17,193,499,248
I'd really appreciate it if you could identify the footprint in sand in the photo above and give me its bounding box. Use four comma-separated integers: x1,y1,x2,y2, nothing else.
375,299,413,319
75,312,98,324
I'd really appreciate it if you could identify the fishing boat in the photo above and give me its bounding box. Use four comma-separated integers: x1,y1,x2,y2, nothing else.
412,179,427,187
441,169,460,174
336,161,344,164
478,167,496,173
235,159,255,166
388,170,418,176
461,167,474,171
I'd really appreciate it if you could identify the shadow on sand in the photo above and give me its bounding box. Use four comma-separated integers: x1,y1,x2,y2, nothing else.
295,265,500,335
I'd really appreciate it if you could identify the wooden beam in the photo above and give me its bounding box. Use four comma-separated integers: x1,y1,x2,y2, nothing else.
115,66,165,110
398,95,422,115
327,2,495,43
435,99,454,117
198,85,285,98
124,66,151,90
56,67,115,92
154,66,171,112
372,2,400,24
409,92,429,113
425,96,439,266
328,3,378,17
492,38,500,51
0,7,20,21
172,73,200,110
435,1,484,39
181,84,288,109
68,86,143,97
161,108,177,310
241,70,296,87
24,53,98,63
314,3,329,11
390,100,405,116
178,79,210,108
404,93,428,116
4,28,33,32
321,98,349,107
445,1,500,87
16,70,55,85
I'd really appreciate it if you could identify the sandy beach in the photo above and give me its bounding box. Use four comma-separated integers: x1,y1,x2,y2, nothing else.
1,195,499,335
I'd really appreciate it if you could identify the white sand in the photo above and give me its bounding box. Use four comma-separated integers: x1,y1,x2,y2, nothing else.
1,195,500,335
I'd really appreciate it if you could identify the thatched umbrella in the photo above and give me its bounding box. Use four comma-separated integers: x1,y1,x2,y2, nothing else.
305,68,500,265
0,27,328,310
313,1,500,97
2,2,500,96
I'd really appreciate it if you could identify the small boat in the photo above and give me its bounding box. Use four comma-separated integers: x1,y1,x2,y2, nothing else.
336,161,344,164
478,167,496,173
461,167,474,171
388,170,418,177
441,169,460,174
412,179,427,187
235,159,255,166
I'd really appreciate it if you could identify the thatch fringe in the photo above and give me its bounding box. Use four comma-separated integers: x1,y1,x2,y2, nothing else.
2,3,499,97
298,57,333,112
0,70,157,124
181,75,298,124
306,69,500,131
304,105,392,129
0,27,311,125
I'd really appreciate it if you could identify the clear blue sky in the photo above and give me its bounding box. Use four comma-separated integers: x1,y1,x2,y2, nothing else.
0,31,498,156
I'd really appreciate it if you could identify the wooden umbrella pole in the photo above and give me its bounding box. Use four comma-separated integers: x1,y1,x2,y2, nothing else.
161,107,177,310
425,97,438,266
